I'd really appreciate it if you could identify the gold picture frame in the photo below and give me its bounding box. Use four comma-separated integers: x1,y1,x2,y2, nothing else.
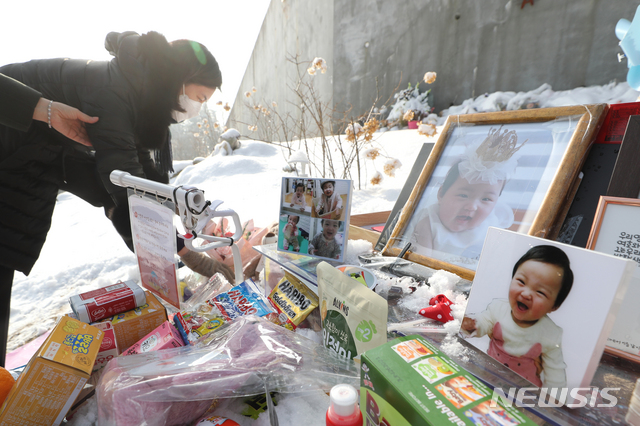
587,195,640,363
382,104,608,281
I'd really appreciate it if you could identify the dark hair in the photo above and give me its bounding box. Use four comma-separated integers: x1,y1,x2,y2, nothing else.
288,215,300,223
136,32,222,126
321,180,336,190
168,39,222,112
295,183,305,191
438,161,506,198
512,245,574,308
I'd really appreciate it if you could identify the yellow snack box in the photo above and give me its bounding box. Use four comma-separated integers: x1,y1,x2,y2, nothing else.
268,272,318,330
0,316,103,426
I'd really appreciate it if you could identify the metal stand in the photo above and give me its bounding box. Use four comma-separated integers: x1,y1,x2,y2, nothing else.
110,170,244,284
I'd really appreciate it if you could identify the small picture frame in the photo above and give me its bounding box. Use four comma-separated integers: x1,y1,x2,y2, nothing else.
586,196,640,362
382,105,607,280
461,227,634,402
278,177,352,262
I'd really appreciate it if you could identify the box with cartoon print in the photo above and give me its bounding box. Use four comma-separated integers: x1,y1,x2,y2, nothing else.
0,315,103,425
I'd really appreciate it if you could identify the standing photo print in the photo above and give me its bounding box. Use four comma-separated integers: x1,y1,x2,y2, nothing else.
460,227,635,404
278,177,352,262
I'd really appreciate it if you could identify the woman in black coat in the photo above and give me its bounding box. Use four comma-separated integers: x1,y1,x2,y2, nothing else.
0,73,98,145
0,31,225,366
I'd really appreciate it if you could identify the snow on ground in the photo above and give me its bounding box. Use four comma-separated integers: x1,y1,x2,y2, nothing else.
9,131,427,351
6,81,639,425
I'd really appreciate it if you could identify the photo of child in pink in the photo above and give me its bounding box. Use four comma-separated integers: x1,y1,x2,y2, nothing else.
461,245,573,389
308,219,341,259
289,182,307,211
412,126,525,263
282,215,300,252
313,180,343,220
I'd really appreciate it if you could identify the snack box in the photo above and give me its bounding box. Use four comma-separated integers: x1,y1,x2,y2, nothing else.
360,335,538,426
92,321,119,372
0,316,103,426
96,291,167,354
122,321,184,355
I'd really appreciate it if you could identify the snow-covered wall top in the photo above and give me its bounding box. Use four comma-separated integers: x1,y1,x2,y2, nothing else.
229,0,635,138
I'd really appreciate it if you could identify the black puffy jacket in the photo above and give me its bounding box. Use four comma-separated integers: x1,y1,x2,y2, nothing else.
0,31,174,275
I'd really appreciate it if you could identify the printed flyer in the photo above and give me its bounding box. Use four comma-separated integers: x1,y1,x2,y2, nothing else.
129,193,180,309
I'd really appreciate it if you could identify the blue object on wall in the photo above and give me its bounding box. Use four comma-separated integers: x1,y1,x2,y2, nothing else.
616,5,640,90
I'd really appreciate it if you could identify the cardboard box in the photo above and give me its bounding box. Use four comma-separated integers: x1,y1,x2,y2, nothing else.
97,291,167,354
92,321,119,372
360,335,538,426
0,316,103,426
121,321,183,356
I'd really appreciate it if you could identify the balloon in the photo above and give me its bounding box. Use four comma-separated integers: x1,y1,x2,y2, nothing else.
617,5,640,70
627,66,640,91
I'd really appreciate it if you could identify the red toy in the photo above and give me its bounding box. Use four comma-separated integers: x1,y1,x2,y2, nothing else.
419,294,454,323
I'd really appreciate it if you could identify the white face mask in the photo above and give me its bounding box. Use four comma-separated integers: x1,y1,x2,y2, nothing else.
171,85,203,122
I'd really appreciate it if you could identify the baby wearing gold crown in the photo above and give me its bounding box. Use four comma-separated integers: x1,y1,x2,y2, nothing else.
414,126,526,263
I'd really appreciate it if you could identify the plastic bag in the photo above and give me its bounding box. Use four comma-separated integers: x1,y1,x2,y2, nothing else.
96,315,359,426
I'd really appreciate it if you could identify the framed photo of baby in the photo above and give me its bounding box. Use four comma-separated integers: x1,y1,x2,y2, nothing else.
278,177,352,262
461,228,634,404
381,104,607,280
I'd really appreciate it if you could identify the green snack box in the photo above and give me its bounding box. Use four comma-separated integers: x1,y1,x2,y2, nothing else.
360,334,538,426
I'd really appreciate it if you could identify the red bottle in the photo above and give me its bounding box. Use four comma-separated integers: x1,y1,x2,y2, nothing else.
326,384,363,426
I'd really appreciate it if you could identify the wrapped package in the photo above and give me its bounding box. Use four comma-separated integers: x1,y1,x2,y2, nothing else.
202,218,268,271
96,315,359,426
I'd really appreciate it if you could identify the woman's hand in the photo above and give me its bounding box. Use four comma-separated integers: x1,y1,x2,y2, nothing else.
34,98,99,146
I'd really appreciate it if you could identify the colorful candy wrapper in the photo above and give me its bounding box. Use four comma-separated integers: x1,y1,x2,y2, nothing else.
268,272,318,330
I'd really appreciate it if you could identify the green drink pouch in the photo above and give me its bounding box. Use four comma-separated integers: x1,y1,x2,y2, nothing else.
317,261,388,360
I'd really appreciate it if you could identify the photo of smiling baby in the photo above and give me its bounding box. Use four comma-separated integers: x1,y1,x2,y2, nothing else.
462,228,635,402
308,218,345,261
411,126,524,265
312,180,350,221
462,244,573,388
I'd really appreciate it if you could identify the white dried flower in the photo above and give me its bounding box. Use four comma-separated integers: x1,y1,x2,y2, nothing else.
312,57,327,74
307,67,317,76
383,158,402,177
424,72,437,84
363,148,380,160
370,171,383,185
418,122,437,137
345,122,363,142
245,91,252,98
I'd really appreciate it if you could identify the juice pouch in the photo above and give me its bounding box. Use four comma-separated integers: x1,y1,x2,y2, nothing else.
268,272,318,330
317,261,387,361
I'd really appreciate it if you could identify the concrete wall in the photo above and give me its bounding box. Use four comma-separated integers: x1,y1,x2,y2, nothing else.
228,0,636,140
228,0,334,142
